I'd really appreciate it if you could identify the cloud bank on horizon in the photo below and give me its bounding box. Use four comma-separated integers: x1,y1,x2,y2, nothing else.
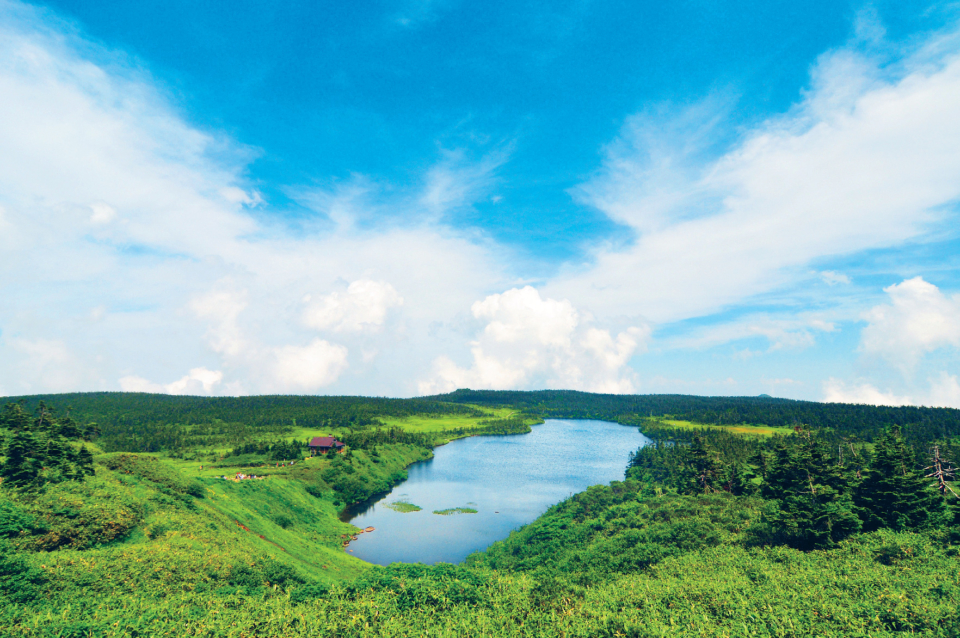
1,0,960,407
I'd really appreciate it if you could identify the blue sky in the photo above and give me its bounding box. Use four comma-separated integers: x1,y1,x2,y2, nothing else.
2,0,960,405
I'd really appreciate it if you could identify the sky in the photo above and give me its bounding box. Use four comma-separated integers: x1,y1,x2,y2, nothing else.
2,0,960,405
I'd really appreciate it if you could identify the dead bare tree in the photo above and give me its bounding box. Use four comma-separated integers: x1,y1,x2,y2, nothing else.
925,445,958,498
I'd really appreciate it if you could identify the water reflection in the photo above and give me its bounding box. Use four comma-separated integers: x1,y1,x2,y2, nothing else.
344,419,650,565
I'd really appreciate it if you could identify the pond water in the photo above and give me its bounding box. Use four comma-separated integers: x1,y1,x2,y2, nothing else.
343,419,651,565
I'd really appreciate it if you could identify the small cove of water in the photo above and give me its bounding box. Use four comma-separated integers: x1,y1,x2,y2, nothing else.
344,419,651,565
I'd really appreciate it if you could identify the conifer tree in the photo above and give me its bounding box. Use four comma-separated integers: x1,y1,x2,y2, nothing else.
856,425,941,531
676,435,723,494
0,402,32,432
761,434,861,549
33,401,54,432
76,446,95,477
1,430,41,487
749,448,770,480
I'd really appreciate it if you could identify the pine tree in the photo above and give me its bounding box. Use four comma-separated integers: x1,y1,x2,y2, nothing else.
722,461,749,495
1,430,41,488
677,435,723,494
0,402,32,432
856,425,941,531
56,415,83,439
33,401,54,432
748,448,770,481
761,435,861,549
76,446,95,477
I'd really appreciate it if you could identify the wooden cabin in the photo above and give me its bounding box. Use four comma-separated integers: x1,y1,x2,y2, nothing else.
308,436,345,456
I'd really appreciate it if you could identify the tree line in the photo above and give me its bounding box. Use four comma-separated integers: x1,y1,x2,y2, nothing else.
627,424,960,550
0,392,486,454
432,389,960,449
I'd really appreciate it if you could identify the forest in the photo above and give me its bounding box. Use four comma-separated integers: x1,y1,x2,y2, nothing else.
1,390,959,637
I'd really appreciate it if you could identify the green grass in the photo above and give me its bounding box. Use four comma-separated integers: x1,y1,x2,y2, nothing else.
383,500,422,513
647,417,794,437
7,401,959,637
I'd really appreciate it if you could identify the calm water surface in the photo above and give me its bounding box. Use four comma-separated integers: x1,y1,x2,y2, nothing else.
344,419,650,565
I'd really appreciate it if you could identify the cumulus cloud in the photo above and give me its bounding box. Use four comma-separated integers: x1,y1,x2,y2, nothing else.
272,340,349,390
860,277,960,371
823,373,960,408
419,286,649,394
823,378,914,406
119,367,224,395
303,280,403,333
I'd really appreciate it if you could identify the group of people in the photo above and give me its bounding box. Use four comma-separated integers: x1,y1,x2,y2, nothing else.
220,472,264,481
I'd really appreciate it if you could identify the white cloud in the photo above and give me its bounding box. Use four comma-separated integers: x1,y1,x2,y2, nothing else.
670,315,836,352
823,373,960,408
9,338,82,392
419,286,649,394
89,202,116,224
272,340,349,391
823,378,914,406
117,375,163,393
303,280,403,333
418,148,507,220
220,186,263,207
6,1,960,401
555,29,960,323
191,288,249,357
119,367,224,395
820,270,851,286
928,373,960,408
0,3,511,396
860,277,960,371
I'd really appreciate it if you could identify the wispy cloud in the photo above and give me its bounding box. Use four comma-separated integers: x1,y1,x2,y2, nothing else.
553,26,960,324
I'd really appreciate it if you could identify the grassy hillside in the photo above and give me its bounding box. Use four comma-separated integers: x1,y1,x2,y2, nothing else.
2,391,960,637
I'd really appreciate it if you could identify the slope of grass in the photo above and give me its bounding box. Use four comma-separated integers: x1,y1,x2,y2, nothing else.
647,417,794,437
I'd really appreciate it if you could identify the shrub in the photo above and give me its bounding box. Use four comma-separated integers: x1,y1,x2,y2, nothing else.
98,454,204,499
0,540,47,603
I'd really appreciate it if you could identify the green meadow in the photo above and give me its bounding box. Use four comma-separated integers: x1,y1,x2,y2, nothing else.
2,392,959,637
644,417,795,438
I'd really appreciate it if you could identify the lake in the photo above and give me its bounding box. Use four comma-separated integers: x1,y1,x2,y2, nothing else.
342,419,651,565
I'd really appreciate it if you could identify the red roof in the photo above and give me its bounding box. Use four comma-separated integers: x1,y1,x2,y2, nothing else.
309,436,344,448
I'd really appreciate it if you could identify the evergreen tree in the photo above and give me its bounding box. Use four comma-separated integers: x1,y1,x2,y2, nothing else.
0,402,32,432
82,422,101,442
677,435,723,494
1,430,41,488
32,401,54,432
749,448,770,480
761,434,861,549
76,446,95,477
856,425,941,531
722,461,749,495
56,415,83,439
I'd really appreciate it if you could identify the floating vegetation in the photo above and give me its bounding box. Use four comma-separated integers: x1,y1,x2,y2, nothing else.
433,507,479,515
383,500,422,513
